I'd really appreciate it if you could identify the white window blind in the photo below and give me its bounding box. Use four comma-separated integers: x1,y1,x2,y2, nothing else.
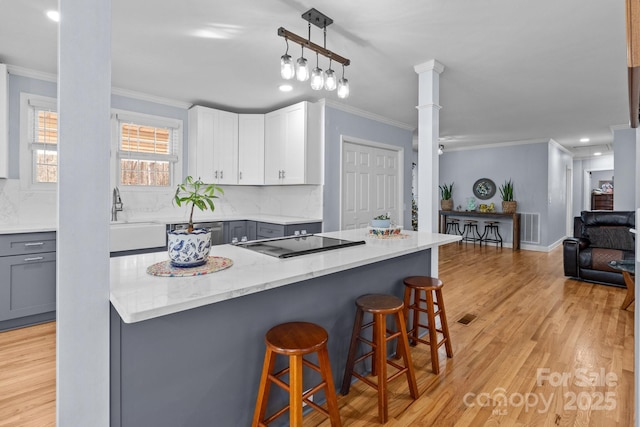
28,98,58,184
114,112,181,187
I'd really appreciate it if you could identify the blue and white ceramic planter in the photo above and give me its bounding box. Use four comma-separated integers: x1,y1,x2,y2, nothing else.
167,228,212,267
371,219,391,228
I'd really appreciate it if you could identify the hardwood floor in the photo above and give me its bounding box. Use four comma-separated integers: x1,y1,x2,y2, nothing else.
0,243,634,426
306,243,635,426
0,321,55,427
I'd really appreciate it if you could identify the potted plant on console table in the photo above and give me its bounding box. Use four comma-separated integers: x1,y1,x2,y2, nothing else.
168,176,224,267
439,182,454,211
499,179,517,214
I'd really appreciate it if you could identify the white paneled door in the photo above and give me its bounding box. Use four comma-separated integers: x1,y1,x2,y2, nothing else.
341,141,400,230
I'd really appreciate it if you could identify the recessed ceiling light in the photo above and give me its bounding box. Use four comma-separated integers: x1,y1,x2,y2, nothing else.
593,152,602,156
580,137,590,143
279,84,293,92
46,10,60,22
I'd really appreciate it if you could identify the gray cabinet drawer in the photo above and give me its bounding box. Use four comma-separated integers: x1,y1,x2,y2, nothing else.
0,232,56,257
256,222,322,240
256,222,285,239
0,251,56,321
284,222,321,236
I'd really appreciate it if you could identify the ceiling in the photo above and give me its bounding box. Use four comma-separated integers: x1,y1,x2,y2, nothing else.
0,0,631,157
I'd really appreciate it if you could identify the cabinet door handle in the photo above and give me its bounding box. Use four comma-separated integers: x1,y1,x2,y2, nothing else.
220,170,223,179
239,171,242,180
24,256,45,262
24,242,45,247
282,170,285,179
278,170,282,179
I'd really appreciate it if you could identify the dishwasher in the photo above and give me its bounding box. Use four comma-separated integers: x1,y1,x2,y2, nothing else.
167,222,224,246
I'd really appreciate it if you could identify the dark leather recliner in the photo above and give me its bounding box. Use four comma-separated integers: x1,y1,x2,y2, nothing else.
563,211,635,287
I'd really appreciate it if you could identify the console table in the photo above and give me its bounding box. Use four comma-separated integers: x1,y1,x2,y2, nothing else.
439,210,521,251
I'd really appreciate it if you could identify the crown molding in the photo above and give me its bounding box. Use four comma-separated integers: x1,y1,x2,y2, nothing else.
111,87,192,109
7,65,57,82
439,138,551,152
414,59,445,75
6,64,192,109
610,123,632,132
549,138,573,156
321,98,415,131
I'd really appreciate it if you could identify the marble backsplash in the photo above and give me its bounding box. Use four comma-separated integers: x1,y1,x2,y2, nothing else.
0,179,323,226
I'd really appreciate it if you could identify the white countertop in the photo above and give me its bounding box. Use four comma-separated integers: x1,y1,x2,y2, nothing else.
0,223,57,234
0,214,322,235
110,229,461,323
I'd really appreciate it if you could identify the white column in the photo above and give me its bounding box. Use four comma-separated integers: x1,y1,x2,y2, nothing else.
57,0,111,425
414,60,444,276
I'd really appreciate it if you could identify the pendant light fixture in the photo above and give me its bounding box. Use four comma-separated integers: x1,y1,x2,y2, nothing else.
324,59,337,91
278,8,350,98
337,64,349,99
280,39,295,80
295,46,310,82
310,53,324,90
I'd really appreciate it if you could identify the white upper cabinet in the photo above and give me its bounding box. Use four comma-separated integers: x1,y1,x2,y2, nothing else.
238,114,264,185
264,101,322,185
0,64,7,178
188,106,238,185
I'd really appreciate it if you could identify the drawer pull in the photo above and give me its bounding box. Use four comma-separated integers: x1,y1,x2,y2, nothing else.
24,256,45,262
24,242,45,247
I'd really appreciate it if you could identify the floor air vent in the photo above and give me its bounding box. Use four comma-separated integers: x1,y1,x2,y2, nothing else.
457,313,477,325
520,212,541,244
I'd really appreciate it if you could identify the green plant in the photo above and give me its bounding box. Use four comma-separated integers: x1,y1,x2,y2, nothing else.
499,179,514,201
374,213,390,220
173,176,224,232
439,182,454,200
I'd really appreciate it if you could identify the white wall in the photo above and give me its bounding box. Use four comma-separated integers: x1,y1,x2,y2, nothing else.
439,141,549,246
613,127,637,211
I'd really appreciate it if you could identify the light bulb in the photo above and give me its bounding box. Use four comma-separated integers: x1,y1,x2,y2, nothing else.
280,54,294,80
310,67,324,90
337,77,349,99
324,68,337,91
296,57,309,82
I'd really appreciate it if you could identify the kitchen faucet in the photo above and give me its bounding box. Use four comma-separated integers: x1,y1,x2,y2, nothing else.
111,187,123,221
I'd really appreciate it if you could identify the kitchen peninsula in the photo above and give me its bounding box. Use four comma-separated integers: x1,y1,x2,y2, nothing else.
110,228,460,426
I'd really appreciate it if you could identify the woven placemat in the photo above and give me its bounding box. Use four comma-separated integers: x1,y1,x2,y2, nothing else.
147,256,233,277
368,233,411,240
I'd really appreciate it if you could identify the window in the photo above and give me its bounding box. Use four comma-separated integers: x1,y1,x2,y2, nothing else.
113,111,182,189
20,95,183,191
21,95,58,187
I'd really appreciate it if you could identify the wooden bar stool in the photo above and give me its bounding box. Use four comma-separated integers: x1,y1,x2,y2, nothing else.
402,276,453,375
340,294,419,424
252,321,342,427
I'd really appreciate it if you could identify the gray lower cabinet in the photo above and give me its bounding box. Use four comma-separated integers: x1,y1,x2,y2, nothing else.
255,221,321,240
0,232,56,329
224,221,248,243
226,221,321,242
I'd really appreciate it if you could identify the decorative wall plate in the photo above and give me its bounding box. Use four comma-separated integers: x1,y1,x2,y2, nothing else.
473,178,496,200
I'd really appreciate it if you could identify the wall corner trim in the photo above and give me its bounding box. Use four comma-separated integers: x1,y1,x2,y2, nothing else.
323,98,415,131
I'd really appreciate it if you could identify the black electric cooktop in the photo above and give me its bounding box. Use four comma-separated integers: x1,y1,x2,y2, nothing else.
236,234,366,258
